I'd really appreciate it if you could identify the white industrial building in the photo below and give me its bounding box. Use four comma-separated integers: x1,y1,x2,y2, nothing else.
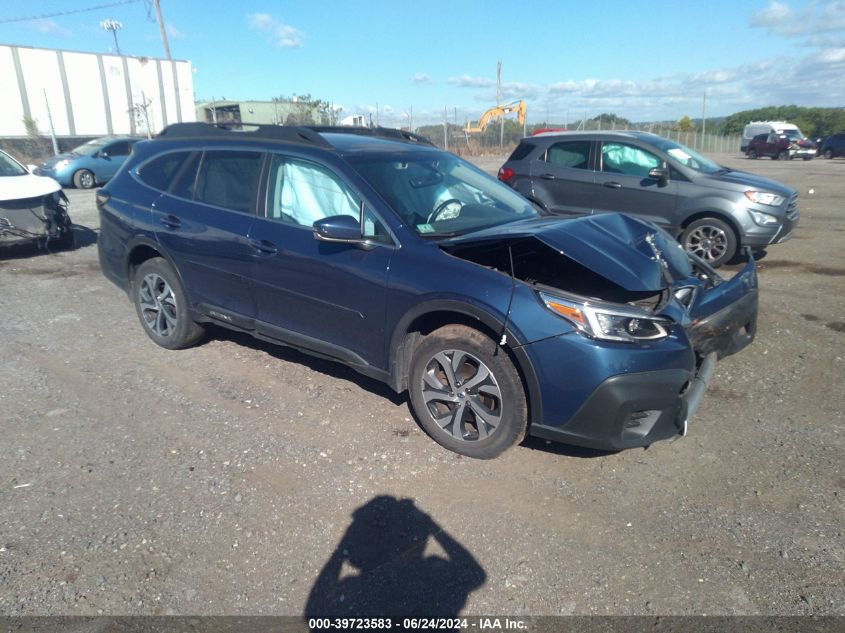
0,43,195,138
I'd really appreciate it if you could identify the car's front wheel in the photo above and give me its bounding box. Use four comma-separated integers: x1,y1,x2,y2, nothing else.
824,149,834,159
681,217,737,268
747,149,758,159
408,325,528,459
73,169,95,189
133,257,205,349
778,150,790,161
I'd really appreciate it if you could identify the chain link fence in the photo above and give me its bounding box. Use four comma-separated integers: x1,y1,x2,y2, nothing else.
422,121,743,157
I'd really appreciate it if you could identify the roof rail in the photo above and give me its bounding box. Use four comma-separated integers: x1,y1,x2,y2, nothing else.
156,122,333,148
305,126,435,146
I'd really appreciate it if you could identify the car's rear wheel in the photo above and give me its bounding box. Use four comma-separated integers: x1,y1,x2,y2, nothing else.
747,149,758,159
681,217,737,268
824,149,834,159
133,257,205,349
803,156,813,161
73,169,95,189
408,325,527,459
778,150,790,161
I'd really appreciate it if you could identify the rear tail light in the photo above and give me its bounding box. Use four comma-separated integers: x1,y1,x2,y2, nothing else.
498,166,514,182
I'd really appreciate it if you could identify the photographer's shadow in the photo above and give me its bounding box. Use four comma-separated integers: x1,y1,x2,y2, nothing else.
305,496,485,618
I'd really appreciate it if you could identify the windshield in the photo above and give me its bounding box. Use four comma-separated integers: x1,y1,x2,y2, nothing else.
649,137,723,174
70,138,110,155
781,129,804,141
0,151,28,177
350,152,539,237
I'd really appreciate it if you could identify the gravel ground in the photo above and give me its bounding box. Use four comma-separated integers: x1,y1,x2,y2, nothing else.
0,152,843,617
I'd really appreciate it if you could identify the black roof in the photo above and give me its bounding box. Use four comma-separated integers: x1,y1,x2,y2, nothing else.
156,122,434,150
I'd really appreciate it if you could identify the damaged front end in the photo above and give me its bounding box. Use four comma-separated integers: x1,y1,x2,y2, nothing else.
0,189,73,250
442,213,757,360
441,213,758,449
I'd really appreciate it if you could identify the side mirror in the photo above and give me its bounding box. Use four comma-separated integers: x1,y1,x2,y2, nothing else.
648,166,669,187
313,214,362,243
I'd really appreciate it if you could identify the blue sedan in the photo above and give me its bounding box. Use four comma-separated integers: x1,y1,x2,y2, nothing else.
37,136,140,189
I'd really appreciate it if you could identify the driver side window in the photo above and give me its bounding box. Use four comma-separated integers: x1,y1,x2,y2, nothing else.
601,143,660,177
267,156,359,227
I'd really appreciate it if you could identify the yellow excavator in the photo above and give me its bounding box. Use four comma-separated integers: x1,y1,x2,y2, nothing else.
464,100,526,133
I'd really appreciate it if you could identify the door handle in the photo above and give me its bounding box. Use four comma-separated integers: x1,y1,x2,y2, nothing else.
603,181,622,188
540,173,556,180
159,214,181,229
249,238,278,255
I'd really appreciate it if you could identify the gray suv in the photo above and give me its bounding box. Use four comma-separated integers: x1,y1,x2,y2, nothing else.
498,131,799,267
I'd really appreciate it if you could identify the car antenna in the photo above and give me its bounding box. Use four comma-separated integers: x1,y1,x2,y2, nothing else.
499,244,517,348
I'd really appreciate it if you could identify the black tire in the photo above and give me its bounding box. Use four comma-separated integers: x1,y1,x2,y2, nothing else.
824,149,834,159
681,217,737,268
747,149,758,159
408,325,528,459
803,156,813,161
133,257,205,350
73,169,95,189
778,150,790,161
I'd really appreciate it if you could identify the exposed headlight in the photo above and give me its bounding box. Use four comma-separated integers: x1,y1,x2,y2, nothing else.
748,209,780,226
53,159,71,170
744,190,784,207
539,292,671,343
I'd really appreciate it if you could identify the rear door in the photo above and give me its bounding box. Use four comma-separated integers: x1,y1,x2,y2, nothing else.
151,149,262,321
247,153,394,367
531,139,595,217
592,141,678,229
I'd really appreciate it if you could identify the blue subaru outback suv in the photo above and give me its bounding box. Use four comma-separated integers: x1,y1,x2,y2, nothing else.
98,123,758,458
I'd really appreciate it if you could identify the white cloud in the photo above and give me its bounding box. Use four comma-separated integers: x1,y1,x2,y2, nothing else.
166,23,185,40
31,19,71,37
412,73,432,85
448,75,495,88
750,1,794,28
751,0,845,37
247,13,304,48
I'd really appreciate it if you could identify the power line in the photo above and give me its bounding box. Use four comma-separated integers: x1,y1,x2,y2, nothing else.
0,1,141,24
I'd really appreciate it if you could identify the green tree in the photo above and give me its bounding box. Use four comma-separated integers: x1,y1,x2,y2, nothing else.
678,115,695,132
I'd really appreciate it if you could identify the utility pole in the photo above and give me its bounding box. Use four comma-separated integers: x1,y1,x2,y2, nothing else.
153,0,172,59
497,61,503,148
43,90,59,156
100,19,123,55
444,107,448,151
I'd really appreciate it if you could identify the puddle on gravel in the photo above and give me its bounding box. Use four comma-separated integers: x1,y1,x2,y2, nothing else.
827,322,845,333
801,314,821,321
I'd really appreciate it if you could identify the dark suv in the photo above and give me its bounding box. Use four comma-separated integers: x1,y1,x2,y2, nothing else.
820,133,845,159
498,131,798,268
98,123,758,458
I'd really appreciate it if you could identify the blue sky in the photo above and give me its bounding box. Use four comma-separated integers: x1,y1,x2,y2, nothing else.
2,0,844,127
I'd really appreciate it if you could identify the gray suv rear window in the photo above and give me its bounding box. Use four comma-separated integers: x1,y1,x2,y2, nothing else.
546,141,591,170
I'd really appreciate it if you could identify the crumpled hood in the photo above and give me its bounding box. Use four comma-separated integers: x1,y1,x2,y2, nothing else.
0,174,62,202
442,213,692,292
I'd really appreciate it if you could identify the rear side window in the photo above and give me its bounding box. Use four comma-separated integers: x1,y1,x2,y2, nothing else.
545,141,591,170
105,141,132,157
194,151,263,214
507,142,535,161
137,151,192,192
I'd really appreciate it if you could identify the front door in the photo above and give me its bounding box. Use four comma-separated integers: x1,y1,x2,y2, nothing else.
248,154,393,367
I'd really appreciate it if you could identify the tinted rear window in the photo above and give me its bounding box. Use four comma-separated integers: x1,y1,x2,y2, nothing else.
194,151,263,214
137,151,193,191
507,142,535,161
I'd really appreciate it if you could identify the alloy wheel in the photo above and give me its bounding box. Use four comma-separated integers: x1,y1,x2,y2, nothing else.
420,349,503,442
138,273,178,337
684,224,728,263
